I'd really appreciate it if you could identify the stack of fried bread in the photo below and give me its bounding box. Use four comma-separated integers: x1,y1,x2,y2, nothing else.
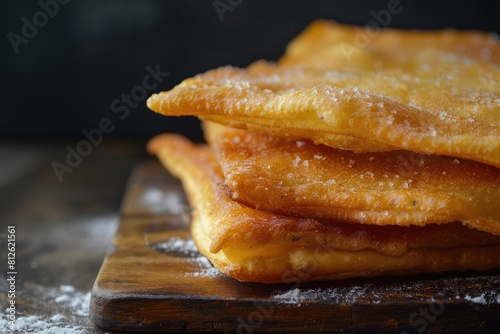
147,20,500,283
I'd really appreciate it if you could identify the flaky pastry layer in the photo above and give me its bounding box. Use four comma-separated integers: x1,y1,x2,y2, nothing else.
204,122,500,235
280,20,500,68
147,21,500,168
148,133,500,283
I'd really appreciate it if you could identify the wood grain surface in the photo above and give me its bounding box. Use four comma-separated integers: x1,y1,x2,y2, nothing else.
90,160,500,333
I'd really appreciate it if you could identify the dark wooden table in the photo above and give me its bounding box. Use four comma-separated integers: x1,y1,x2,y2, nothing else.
0,139,149,333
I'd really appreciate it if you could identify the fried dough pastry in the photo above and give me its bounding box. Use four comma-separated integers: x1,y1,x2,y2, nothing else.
204,122,500,236
148,133,500,283
280,20,500,68
147,22,500,168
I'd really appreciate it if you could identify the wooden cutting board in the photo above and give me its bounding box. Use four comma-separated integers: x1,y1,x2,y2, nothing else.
90,160,500,333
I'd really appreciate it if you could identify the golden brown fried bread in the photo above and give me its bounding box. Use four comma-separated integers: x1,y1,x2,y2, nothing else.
148,133,500,283
147,22,500,168
280,20,500,68
204,122,500,235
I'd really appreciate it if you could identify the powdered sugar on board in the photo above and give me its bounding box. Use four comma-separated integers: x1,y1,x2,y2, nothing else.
53,285,91,317
151,237,224,278
151,237,199,257
461,290,500,306
272,285,371,306
139,187,186,215
464,293,488,305
271,277,500,306
1,284,92,333
1,314,85,334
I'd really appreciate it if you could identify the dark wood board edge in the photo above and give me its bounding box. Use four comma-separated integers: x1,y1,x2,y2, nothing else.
91,290,500,333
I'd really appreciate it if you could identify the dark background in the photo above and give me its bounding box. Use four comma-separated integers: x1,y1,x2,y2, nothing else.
2,0,499,140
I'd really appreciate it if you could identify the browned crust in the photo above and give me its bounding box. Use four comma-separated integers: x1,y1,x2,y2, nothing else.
204,121,500,234
148,133,500,283
280,20,500,67
147,21,500,167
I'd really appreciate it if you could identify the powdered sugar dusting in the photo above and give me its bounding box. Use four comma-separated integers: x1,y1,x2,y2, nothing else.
59,285,75,294
53,285,91,317
140,188,185,214
190,255,223,278
273,288,305,304
464,293,488,305
272,286,370,305
0,314,85,334
153,237,199,257
152,237,223,278
271,278,500,307
1,285,91,333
